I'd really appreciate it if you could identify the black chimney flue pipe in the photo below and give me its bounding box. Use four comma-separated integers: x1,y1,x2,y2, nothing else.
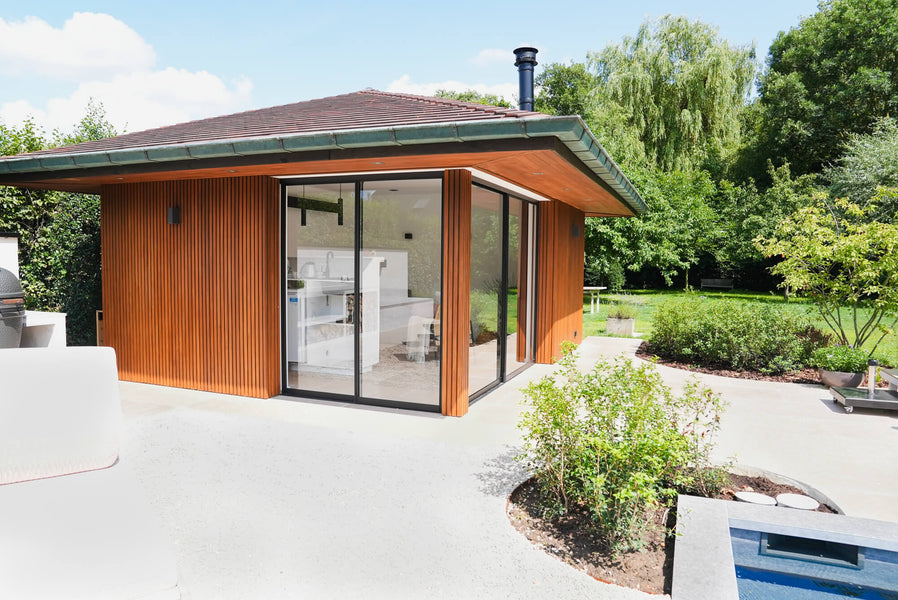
513,47,538,112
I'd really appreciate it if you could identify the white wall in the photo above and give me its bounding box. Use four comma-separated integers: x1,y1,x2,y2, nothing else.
0,236,18,276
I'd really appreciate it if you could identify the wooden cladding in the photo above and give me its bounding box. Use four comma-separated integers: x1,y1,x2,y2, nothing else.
101,176,280,398
441,169,472,417
535,200,585,364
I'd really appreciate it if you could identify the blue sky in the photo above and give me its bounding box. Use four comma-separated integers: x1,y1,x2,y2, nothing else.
0,1,820,134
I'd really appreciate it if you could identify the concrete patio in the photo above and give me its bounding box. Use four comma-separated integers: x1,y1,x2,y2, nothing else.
120,336,898,599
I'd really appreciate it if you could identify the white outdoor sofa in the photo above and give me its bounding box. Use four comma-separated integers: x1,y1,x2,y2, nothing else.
0,347,179,599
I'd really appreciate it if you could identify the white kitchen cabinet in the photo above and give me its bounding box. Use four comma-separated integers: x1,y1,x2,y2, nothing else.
292,251,382,375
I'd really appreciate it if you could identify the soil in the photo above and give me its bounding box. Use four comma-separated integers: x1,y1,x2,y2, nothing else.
507,474,835,596
635,341,889,386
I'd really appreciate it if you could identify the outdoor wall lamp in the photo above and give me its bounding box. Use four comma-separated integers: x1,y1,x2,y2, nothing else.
167,206,181,225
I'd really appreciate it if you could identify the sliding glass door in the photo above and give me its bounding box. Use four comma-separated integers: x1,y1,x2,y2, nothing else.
284,182,356,396
469,185,536,398
282,175,442,410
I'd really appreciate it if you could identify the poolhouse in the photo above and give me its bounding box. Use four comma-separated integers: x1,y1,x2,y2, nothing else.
0,82,643,416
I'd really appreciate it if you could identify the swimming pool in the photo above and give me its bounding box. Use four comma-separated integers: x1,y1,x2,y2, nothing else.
731,526,898,599
672,494,898,599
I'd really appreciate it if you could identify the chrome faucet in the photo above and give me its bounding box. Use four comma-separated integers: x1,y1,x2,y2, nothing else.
325,251,334,278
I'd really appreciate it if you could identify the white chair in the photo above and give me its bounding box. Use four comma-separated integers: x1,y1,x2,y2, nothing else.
0,347,180,599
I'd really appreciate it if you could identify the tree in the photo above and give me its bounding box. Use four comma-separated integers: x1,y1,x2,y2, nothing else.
433,89,512,108
587,168,720,289
750,0,898,177
712,163,818,280
756,193,898,353
0,100,118,345
534,62,597,118
826,117,898,220
588,15,756,172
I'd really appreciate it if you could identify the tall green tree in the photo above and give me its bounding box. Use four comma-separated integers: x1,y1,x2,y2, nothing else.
588,15,756,172
750,0,898,177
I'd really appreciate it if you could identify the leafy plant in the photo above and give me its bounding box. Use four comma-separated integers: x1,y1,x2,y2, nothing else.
1,104,118,346
517,342,727,555
607,294,640,319
649,296,826,373
756,195,898,354
812,345,870,373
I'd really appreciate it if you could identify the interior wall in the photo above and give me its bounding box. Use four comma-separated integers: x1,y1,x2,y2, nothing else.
100,176,280,398
535,200,585,363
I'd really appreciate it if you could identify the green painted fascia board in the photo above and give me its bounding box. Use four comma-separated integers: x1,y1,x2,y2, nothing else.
334,129,397,148
109,150,149,165
146,146,191,161
0,113,646,214
232,138,285,155
282,133,339,152
1,158,44,173
524,117,585,142
455,120,526,141
393,124,459,145
189,143,236,158
73,153,114,167
39,156,76,169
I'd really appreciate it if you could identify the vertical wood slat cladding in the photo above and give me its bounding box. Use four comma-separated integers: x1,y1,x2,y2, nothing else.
441,169,472,417
535,200,585,364
101,176,280,398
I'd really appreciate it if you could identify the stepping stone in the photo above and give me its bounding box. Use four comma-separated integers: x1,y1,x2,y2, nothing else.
776,493,820,510
735,491,776,506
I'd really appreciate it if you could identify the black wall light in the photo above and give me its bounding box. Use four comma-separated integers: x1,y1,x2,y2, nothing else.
167,206,181,225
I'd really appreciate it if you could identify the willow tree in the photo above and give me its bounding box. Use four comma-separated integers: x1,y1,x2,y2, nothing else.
588,15,756,172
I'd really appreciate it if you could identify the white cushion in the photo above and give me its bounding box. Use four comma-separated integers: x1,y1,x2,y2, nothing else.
0,347,120,484
0,464,179,599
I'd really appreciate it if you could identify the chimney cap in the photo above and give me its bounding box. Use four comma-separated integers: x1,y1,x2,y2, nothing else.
513,47,538,66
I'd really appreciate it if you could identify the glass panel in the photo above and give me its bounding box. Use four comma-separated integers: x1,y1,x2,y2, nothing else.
469,186,503,394
506,197,534,375
359,179,442,406
285,182,356,396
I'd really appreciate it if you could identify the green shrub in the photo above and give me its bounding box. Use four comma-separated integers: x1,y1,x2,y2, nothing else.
812,345,870,372
649,296,827,373
517,342,727,555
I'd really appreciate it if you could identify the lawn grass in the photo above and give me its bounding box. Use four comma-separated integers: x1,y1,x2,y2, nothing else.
583,288,898,367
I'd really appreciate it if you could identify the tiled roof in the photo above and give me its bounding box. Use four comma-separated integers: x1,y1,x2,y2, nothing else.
21,90,541,158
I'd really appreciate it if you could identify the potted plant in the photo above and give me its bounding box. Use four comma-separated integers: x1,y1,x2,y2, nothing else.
605,296,639,336
812,345,869,388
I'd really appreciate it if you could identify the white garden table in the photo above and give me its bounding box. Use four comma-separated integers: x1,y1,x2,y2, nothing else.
583,286,607,314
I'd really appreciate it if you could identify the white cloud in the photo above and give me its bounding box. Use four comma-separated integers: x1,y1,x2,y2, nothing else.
0,12,155,81
470,48,510,67
1,69,254,133
387,75,517,106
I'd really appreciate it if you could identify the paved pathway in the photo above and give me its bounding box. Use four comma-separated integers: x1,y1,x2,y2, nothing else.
119,336,898,599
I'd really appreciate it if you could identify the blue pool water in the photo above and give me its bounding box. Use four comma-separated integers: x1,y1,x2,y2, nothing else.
736,566,898,599
731,528,898,600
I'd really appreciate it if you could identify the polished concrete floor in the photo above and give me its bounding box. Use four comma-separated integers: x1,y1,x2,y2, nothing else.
119,336,898,599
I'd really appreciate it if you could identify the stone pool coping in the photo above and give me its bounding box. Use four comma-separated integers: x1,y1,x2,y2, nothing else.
672,495,898,599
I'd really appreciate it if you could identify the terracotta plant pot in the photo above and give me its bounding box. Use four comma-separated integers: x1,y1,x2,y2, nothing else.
606,317,635,336
819,369,863,388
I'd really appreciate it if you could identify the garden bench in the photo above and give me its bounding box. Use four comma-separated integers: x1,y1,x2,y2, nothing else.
700,278,734,290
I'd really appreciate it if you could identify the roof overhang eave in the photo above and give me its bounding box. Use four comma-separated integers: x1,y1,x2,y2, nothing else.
0,116,646,214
